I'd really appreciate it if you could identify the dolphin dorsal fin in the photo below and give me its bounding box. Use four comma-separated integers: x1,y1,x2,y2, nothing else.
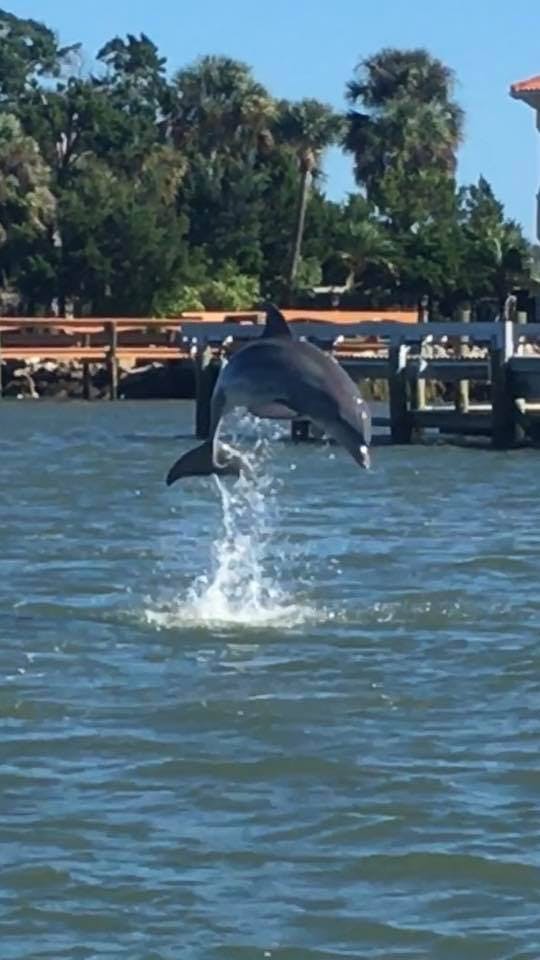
261,303,292,339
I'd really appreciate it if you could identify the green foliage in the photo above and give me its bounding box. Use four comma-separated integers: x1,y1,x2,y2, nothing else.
56,154,191,315
458,177,531,301
275,97,342,285
332,196,397,287
169,55,276,156
0,8,77,101
344,48,464,230
0,113,56,301
276,98,343,174
0,11,532,316
156,262,260,315
294,257,323,289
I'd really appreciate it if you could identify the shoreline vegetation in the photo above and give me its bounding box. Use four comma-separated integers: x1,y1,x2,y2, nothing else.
0,10,536,401
0,11,534,322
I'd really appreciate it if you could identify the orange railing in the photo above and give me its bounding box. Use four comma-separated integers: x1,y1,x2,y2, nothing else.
0,310,417,365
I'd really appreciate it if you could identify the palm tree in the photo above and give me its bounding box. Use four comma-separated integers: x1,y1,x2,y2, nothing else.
276,98,343,290
338,218,397,289
168,55,276,160
346,47,460,113
344,48,464,225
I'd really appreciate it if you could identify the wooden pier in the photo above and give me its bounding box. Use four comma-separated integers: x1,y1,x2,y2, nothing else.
0,317,184,400
177,317,540,448
2,313,540,447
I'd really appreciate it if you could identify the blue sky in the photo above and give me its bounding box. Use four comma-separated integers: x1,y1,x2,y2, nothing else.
7,0,540,236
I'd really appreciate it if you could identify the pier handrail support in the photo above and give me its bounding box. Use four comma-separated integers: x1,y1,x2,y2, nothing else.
106,320,118,401
388,340,412,443
192,338,219,439
490,320,522,448
1,314,540,348
178,318,540,349
453,307,471,414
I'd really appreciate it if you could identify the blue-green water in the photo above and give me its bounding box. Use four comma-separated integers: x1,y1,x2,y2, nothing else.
2,401,540,960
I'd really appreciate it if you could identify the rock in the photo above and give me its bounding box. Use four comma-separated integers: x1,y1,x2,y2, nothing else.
4,369,38,399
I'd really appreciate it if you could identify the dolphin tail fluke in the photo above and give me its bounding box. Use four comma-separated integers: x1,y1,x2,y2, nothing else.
166,441,245,485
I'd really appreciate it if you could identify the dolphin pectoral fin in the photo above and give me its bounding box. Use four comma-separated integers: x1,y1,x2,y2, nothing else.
248,402,297,420
166,441,245,485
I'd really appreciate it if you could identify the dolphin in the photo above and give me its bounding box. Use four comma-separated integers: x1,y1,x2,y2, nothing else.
166,305,371,484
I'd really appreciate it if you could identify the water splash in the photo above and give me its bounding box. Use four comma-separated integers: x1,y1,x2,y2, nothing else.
146,415,324,631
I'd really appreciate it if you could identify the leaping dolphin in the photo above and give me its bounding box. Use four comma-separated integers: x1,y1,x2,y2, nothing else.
166,305,371,484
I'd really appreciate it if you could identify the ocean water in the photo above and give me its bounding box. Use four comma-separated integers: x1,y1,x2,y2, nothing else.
1,400,540,960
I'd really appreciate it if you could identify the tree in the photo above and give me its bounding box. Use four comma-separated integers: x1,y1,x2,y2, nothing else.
156,261,260,314
459,176,530,305
344,48,464,230
56,149,190,315
93,33,171,170
169,55,275,157
276,98,342,288
257,147,299,297
169,56,276,277
0,8,77,102
0,11,529,318
0,114,56,309
339,219,396,289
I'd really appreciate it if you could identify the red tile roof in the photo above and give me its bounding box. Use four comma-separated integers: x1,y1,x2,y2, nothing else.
512,74,540,94
511,75,540,107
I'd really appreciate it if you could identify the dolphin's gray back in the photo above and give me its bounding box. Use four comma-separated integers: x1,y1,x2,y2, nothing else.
220,337,371,442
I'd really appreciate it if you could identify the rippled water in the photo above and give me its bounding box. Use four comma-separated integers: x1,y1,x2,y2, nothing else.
2,400,540,960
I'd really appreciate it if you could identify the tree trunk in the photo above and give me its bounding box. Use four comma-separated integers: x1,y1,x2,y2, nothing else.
288,167,311,292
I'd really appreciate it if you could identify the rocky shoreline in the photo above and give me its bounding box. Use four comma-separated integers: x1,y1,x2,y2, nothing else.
0,358,196,400
3,340,538,402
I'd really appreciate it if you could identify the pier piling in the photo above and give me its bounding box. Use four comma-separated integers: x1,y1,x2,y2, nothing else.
388,342,412,443
82,333,91,400
106,322,118,401
491,321,522,448
453,307,471,415
193,344,219,439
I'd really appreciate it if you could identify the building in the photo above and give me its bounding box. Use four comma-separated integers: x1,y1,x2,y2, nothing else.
510,75,540,240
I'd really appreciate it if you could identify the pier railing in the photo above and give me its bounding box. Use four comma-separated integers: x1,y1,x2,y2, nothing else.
2,315,540,446
177,319,540,448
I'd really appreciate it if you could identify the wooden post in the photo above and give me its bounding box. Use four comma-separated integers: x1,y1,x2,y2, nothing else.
417,295,430,324
291,419,310,442
409,358,426,441
413,304,428,416
453,306,470,414
106,321,118,400
491,320,521,448
82,332,91,400
388,340,412,443
193,343,218,439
